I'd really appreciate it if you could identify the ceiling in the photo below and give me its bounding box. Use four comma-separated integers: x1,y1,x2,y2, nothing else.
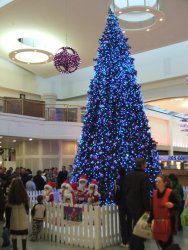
0,0,188,78
146,97,188,115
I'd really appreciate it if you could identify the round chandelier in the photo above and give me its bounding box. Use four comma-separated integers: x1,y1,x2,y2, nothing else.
53,47,81,74
9,48,53,65
9,38,54,64
113,0,165,32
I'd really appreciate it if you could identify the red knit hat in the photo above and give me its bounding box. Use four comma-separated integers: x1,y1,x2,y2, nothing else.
79,175,88,182
89,180,98,189
61,180,69,188
45,181,56,190
71,182,78,191
62,180,72,189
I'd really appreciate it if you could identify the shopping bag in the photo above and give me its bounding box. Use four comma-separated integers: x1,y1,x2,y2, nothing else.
180,208,188,227
133,212,152,239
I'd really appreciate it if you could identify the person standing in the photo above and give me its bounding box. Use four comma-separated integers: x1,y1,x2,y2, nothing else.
115,167,132,247
33,170,46,191
125,158,151,250
148,175,179,250
8,178,29,250
67,165,73,181
0,184,5,247
168,173,184,231
30,195,46,241
57,166,68,189
26,175,36,192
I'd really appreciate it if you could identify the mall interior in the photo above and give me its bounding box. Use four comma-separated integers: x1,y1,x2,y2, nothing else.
0,0,188,249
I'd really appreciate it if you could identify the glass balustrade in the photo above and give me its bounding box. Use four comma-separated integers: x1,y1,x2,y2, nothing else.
0,97,86,122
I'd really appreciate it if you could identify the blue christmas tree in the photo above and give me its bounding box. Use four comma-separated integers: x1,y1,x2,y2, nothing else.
72,9,160,205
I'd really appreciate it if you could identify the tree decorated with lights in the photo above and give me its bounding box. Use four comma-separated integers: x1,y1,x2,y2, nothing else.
72,9,160,205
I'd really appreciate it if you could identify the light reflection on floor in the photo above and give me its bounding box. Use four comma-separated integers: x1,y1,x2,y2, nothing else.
5,229,187,250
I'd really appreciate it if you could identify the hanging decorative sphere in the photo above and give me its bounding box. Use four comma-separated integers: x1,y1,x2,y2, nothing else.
53,47,81,74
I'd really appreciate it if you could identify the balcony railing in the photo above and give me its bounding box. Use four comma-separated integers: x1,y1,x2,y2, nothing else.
0,97,86,122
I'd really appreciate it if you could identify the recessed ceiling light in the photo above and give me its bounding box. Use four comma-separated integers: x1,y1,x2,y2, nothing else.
118,11,122,14
146,8,150,12
29,138,33,141
159,18,163,21
146,29,150,32
123,31,126,33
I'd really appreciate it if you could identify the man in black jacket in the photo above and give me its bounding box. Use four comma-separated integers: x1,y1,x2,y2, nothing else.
33,170,46,191
57,166,68,189
125,158,151,250
115,168,132,247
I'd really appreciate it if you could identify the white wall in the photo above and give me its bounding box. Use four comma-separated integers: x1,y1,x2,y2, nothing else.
147,109,188,150
135,41,188,83
1,41,188,101
16,140,78,172
38,41,188,100
0,86,41,100
0,113,82,140
0,57,41,93
0,109,187,152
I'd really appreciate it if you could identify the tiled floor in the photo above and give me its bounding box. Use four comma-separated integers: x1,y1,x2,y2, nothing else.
5,229,188,250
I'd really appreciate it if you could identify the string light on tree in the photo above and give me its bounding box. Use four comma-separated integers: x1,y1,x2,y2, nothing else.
72,9,160,205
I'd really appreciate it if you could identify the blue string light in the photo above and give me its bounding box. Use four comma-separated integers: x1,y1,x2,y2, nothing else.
72,9,161,205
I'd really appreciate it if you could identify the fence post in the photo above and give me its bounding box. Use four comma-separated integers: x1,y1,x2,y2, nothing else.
94,206,102,250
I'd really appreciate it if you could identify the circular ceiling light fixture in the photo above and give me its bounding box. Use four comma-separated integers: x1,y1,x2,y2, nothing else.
9,38,54,64
113,0,165,32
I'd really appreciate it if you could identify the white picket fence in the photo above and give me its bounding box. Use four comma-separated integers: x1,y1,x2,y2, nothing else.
28,191,120,249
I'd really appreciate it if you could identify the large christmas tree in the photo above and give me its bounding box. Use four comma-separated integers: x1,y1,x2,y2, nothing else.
72,9,160,204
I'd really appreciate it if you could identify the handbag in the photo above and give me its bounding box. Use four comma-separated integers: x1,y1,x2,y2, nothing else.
133,212,152,239
152,218,171,242
180,208,188,227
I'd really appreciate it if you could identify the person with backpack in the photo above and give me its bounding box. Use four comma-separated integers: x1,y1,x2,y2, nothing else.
30,195,46,241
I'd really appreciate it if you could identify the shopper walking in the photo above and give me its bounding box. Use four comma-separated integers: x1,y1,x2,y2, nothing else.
148,175,179,250
125,158,151,250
